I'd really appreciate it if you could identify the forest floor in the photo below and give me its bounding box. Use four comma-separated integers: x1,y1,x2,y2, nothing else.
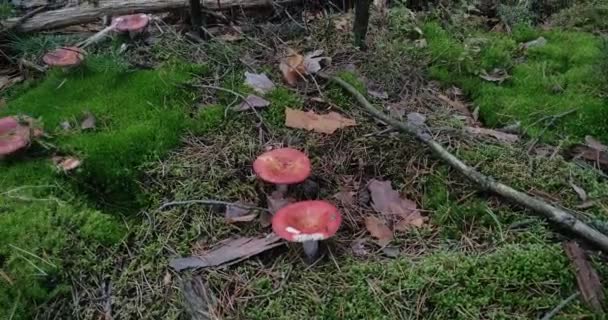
1,2,608,319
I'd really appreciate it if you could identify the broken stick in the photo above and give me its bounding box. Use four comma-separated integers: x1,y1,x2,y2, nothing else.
328,74,608,253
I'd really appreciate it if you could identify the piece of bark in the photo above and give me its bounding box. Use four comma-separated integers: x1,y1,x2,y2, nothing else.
4,0,298,33
169,234,283,271
563,241,605,313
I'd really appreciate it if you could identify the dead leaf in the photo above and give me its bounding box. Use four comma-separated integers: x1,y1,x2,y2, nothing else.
367,179,426,231
163,271,172,286
437,94,473,118
472,106,480,122
570,182,588,202
267,190,292,214
368,89,388,100
364,216,393,246
570,144,608,168
414,38,427,48
585,136,607,152
563,241,605,313
285,107,356,134
351,239,369,257
279,49,330,86
382,246,400,258
479,68,510,83
522,36,547,49
334,190,356,206
279,50,306,86
259,211,272,228
406,112,426,127
81,112,96,130
244,72,275,95
466,126,519,143
225,203,257,223
233,95,270,111
52,156,82,171
169,234,284,271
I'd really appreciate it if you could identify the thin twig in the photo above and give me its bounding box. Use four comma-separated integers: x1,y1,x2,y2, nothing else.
540,292,580,320
327,73,608,253
158,199,270,212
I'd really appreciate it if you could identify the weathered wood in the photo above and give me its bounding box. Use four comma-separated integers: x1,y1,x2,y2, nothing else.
3,0,293,33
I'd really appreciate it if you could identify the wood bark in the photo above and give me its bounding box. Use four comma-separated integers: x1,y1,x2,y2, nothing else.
3,0,294,33
328,74,608,253
353,0,371,48
564,241,605,313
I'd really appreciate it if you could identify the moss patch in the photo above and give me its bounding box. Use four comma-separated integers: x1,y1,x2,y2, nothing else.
423,22,608,143
2,56,198,206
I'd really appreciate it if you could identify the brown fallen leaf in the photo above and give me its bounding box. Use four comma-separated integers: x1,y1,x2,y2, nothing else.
81,112,96,130
233,95,270,111
466,126,519,143
169,234,284,271
225,202,257,223
279,49,330,86
285,107,356,134
334,190,356,206
367,179,426,231
563,241,605,313
437,93,474,118
52,156,82,171
244,72,275,95
267,190,293,214
279,49,306,86
570,144,608,169
364,216,393,247
479,68,510,83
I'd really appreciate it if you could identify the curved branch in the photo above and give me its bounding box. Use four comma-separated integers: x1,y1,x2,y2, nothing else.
329,74,608,253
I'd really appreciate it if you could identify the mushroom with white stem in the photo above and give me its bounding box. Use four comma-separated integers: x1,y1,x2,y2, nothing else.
253,148,311,195
272,200,342,262
78,14,150,49
42,46,85,71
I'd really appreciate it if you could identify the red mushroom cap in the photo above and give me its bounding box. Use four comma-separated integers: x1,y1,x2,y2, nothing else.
43,47,85,67
253,148,311,184
113,14,150,33
272,200,342,242
0,116,30,156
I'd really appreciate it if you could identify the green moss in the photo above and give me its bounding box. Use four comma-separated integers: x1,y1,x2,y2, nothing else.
423,22,608,142
0,199,123,320
2,55,196,206
241,244,588,319
264,87,303,127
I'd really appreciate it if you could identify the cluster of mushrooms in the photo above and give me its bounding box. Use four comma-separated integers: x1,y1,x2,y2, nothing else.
41,13,150,69
253,148,342,261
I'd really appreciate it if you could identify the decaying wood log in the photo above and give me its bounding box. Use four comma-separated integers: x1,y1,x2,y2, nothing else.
3,0,296,33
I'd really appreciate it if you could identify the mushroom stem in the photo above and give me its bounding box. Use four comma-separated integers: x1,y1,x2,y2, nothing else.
302,240,319,261
276,184,288,194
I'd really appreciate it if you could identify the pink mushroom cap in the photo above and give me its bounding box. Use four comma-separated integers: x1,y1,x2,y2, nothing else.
272,200,342,242
43,47,85,67
0,116,30,156
253,148,311,185
114,14,150,33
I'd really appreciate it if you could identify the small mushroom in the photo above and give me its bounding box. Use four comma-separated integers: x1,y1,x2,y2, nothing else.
272,200,342,262
253,148,311,194
0,116,30,157
42,47,85,70
113,14,150,38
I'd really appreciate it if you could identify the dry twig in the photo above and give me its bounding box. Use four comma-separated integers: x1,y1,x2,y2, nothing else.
328,74,608,252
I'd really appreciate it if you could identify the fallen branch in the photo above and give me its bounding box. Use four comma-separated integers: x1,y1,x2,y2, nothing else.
4,0,297,33
563,241,605,313
328,74,608,253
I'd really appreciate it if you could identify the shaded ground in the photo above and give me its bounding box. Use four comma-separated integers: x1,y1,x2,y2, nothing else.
1,2,608,320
